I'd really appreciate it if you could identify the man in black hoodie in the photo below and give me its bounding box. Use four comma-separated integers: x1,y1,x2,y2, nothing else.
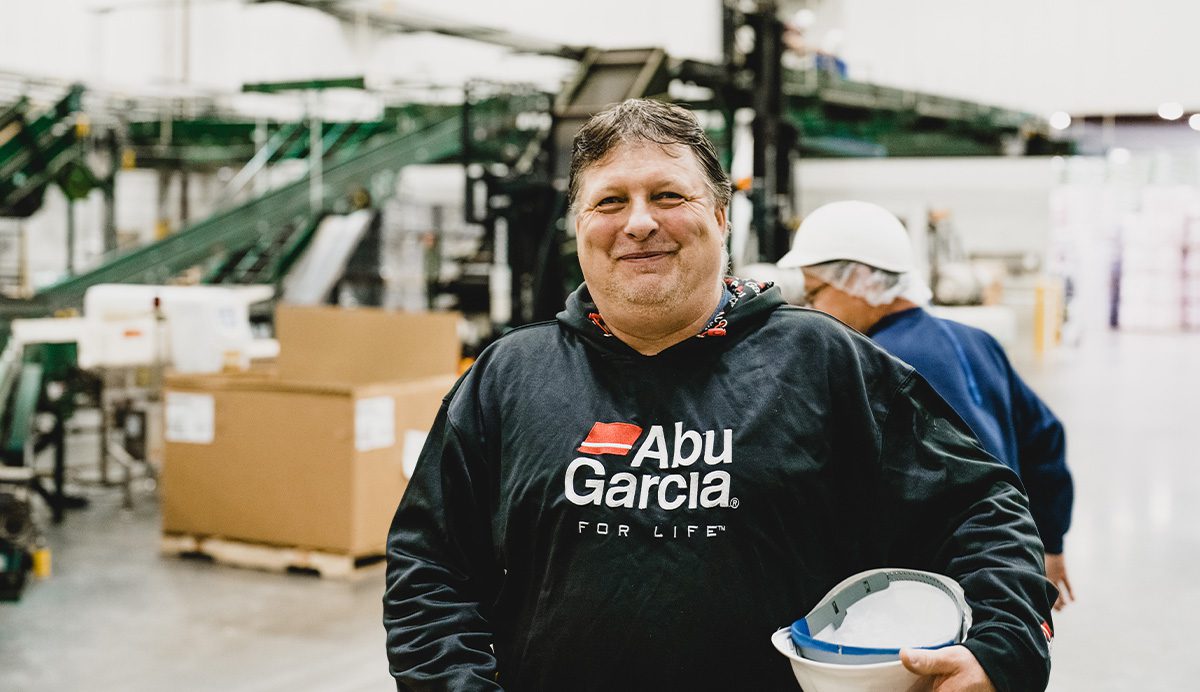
384,99,1056,692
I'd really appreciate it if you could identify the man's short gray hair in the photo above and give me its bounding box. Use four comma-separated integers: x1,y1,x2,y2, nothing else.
567,99,732,214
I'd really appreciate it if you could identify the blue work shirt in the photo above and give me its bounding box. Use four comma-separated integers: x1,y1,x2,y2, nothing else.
868,307,1073,554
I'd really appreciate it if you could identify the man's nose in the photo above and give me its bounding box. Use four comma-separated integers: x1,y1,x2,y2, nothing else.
623,199,657,240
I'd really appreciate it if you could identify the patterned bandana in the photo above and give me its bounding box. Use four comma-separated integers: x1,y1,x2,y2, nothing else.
586,277,772,340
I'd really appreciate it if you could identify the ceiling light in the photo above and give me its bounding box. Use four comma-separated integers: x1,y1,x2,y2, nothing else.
822,29,844,53
1049,111,1072,130
1189,114,1200,131
1158,102,1184,120
1107,147,1131,165
791,9,816,29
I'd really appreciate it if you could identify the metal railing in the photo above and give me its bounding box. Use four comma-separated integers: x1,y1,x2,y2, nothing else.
26,113,463,312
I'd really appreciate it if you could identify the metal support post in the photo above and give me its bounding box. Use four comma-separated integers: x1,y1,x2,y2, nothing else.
156,169,172,239
66,200,76,276
103,131,118,254
309,97,323,214
51,414,65,524
748,4,791,263
179,168,190,225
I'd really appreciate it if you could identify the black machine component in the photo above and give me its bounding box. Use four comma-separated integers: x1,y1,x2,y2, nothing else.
1,344,97,524
0,1,1071,352
735,1,798,263
461,84,569,327
335,209,386,307
0,482,35,601
460,5,803,329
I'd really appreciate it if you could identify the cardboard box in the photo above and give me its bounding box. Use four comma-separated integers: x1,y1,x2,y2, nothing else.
161,373,455,555
275,306,460,385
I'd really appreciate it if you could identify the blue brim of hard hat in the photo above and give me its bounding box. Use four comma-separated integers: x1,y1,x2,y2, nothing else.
789,617,957,665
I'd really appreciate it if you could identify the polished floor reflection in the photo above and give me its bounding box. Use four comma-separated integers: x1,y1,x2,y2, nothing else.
1,331,1195,691
1016,332,1200,691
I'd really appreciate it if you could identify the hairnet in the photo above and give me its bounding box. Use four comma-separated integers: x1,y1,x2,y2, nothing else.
802,260,932,307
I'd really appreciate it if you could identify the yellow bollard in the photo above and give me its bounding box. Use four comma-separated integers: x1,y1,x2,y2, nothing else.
1034,277,1065,357
1034,281,1046,357
32,546,52,579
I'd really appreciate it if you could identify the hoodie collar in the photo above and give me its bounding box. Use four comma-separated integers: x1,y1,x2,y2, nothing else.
558,277,784,357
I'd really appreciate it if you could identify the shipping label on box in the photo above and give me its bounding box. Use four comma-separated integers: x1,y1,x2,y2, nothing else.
165,392,215,444
355,396,396,451
402,429,428,479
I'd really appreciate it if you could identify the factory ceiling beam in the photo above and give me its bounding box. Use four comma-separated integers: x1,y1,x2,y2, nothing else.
242,77,367,93
257,0,587,61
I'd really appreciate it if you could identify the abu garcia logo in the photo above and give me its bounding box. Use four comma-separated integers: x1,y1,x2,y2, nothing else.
565,422,737,511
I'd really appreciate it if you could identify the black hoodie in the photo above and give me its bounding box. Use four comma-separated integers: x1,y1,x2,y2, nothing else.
384,281,1055,692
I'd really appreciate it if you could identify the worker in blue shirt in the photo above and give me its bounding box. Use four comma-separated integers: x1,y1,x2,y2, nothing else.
776,200,1076,610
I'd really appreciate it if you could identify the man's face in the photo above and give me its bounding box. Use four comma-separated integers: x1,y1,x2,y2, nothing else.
802,274,871,332
573,140,727,315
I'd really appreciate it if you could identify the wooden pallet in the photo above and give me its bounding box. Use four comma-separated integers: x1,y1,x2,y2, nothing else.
161,534,385,580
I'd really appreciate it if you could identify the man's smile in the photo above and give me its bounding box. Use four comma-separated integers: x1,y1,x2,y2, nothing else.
616,249,676,263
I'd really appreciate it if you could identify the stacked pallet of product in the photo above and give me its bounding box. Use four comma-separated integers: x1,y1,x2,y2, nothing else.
1047,183,1123,339
1184,209,1200,330
1118,187,1189,331
160,306,461,568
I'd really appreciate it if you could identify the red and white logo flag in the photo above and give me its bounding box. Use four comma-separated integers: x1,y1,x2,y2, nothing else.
577,422,643,456
1040,620,1053,641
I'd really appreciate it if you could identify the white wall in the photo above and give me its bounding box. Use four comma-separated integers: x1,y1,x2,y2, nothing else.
0,0,719,95
12,168,224,290
1,0,1195,116
826,0,1196,115
5,0,1196,282
15,186,109,289
796,156,1060,257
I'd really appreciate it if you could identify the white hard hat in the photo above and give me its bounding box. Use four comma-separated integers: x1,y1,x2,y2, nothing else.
735,263,807,305
777,201,914,273
771,568,972,692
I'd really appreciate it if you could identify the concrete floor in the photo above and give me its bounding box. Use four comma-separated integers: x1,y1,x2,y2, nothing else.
1015,331,1200,690
1,330,1198,691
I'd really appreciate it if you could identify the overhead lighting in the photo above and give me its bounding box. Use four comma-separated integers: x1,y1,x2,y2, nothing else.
1158,102,1184,120
1190,114,1200,131
1049,111,1072,130
1107,147,1131,165
791,9,816,29
822,28,845,53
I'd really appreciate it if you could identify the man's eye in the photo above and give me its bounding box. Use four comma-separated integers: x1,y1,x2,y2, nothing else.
596,196,623,207
655,192,684,201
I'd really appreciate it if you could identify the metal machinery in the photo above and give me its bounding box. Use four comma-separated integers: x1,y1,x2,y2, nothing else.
306,0,1072,324
0,84,114,224
0,81,120,288
0,1,1072,339
0,338,78,599
0,2,1074,576
0,77,547,549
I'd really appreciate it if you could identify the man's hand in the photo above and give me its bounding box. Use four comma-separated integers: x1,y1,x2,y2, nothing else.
900,646,996,692
1045,552,1075,611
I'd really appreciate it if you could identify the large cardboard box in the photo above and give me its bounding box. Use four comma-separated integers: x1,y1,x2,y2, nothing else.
161,372,455,555
275,306,460,385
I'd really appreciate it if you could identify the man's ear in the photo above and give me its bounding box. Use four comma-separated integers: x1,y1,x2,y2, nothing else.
715,204,728,234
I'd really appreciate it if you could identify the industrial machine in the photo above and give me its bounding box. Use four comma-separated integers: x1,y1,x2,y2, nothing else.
0,3,1074,543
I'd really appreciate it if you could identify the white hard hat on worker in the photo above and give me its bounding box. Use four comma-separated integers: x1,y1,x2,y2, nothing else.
777,200,931,314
